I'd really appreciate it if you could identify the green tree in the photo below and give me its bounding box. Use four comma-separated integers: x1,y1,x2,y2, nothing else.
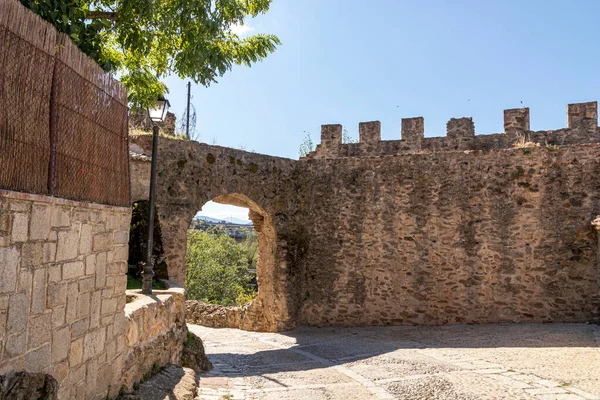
186,230,256,306
21,0,281,107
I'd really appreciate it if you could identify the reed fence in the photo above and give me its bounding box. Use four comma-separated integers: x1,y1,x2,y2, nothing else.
0,0,130,206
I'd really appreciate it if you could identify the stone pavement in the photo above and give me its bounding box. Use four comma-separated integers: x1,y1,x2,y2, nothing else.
189,323,600,400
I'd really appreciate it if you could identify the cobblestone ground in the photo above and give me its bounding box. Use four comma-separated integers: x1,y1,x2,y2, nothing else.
190,323,600,400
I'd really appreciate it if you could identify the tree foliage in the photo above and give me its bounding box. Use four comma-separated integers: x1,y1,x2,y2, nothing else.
186,229,257,307
21,0,281,107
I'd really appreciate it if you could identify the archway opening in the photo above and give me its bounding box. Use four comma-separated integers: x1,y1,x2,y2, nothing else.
127,200,168,289
185,195,265,307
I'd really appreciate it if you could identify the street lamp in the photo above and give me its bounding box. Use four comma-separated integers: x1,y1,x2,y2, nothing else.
142,97,170,295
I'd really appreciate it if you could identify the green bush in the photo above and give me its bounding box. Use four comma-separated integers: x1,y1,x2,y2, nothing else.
185,230,257,306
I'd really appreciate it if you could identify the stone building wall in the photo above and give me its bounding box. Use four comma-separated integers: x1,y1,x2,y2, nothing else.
129,101,600,331
122,282,186,390
0,190,131,399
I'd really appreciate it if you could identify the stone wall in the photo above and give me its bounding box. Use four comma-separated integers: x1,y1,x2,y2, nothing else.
129,101,600,331
122,281,187,390
298,145,600,326
0,190,131,399
305,102,600,159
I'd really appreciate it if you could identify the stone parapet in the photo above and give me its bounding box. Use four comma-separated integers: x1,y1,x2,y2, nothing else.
305,101,600,159
122,281,187,391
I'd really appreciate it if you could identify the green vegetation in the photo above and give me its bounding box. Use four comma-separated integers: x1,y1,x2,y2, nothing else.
126,275,167,290
22,0,280,107
298,133,314,158
185,229,257,307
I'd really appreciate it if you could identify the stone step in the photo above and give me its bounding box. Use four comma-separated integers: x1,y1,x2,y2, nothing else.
121,364,197,400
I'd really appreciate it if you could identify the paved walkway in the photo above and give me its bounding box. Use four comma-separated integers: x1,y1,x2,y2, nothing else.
189,323,600,400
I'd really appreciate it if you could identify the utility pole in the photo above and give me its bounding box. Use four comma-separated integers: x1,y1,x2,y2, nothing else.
186,82,191,140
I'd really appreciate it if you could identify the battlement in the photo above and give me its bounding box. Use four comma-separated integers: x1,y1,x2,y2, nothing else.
306,101,599,159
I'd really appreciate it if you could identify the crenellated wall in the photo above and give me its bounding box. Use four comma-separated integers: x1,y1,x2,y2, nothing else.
130,101,600,331
305,102,599,159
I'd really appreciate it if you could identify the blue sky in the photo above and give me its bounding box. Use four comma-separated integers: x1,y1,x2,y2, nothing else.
182,0,600,221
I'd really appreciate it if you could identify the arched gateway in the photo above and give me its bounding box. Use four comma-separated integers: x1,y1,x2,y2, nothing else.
129,134,303,332
129,107,600,332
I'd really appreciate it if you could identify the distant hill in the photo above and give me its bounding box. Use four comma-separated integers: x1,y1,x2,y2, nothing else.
195,215,252,225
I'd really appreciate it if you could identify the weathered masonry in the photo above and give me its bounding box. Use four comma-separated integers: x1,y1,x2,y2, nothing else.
130,102,600,331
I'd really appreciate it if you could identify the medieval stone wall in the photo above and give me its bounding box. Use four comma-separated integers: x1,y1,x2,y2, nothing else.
0,190,131,399
129,101,600,331
297,145,600,326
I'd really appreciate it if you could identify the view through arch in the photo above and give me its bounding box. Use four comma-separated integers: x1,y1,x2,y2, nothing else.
186,198,259,307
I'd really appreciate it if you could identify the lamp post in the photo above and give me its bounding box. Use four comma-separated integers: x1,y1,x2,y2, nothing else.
142,97,170,295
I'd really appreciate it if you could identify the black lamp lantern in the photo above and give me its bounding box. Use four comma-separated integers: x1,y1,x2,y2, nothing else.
147,96,171,123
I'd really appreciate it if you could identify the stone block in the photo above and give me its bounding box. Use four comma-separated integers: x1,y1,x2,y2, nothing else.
70,364,86,387
31,268,47,315
79,224,92,255
90,291,101,329
359,121,381,144
21,242,43,269
101,297,118,315
0,212,11,234
8,292,28,333
18,268,32,297
0,246,19,294
447,117,475,139
112,245,128,262
52,325,70,362
125,320,139,346
47,283,66,308
106,262,122,275
401,117,424,143
114,275,127,296
56,230,79,261
8,200,28,211
11,213,28,243
85,358,98,398
47,264,61,283
85,254,96,275
76,291,91,318
42,242,56,264
93,232,113,252
24,343,51,372
114,231,129,244
69,338,83,366
51,360,69,382
28,312,52,349
51,207,70,228
65,282,79,324
63,261,84,280
83,328,106,361
52,305,65,328
567,101,598,127
71,317,89,338
95,252,107,288
5,333,26,358
504,108,530,133
79,276,95,293
30,205,51,241
320,124,343,147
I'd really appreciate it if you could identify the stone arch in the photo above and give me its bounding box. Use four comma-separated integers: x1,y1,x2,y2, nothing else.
129,135,302,331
